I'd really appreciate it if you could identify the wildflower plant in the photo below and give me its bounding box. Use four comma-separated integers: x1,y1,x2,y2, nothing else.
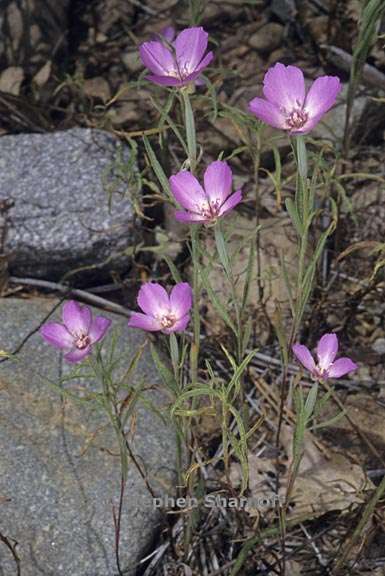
249,63,341,134
170,160,242,223
128,282,193,333
139,26,213,87
292,332,357,381
40,300,111,363
32,17,370,576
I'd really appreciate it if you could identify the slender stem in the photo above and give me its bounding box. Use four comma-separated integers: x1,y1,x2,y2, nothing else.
169,333,185,493
182,88,197,174
334,472,385,573
112,473,126,576
222,396,230,484
276,135,308,576
216,221,242,363
293,135,309,339
190,225,200,385
253,138,263,306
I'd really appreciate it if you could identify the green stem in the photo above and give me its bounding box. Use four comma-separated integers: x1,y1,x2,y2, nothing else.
215,221,242,362
292,135,309,339
190,225,200,385
182,89,197,174
334,472,385,573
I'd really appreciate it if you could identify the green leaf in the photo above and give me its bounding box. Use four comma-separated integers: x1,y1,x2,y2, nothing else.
285,197,303,236
214,224,231,278
150,343,179,396
199,263,238,335
169,333,180,380
295,135,308,181
171,386,224,418
143,135,172,200
182,90,197,172
163,255,182,283
304,382,319,421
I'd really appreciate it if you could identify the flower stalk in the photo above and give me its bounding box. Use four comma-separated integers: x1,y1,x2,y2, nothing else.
182,88,197,174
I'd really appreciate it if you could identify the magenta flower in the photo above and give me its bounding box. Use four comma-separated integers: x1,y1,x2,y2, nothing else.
292,333,357,380
40,300,111,364
169,160,242,224
128,282,192,334
139,26,213,87
248,63,342,134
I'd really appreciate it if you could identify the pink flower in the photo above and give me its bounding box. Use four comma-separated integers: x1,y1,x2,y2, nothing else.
40,300,111,364
292,333,357,380
139,26,213,87
248,63,342,134
128,282,192,334
169,160,242,224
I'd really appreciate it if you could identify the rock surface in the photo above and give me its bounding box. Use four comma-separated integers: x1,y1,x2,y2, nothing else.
312,84,367,142
249,23,284,52
0,128,137,279
0,298,176,576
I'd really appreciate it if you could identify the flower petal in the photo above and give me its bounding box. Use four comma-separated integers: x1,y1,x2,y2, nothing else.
218,189,242,217
203,160,232,205
155,26,175,43
40,322,74,350
304,76,341,122
327,358,358,379
170,171,206,212
64,346,91,364
88,316,112,344
128,312,162,332
263,63,306,111
292,344,316,373
170,283,193,318
174,210,208,223
175,27,209,75
163,314,190,334
137,283,170,317
317,333,338,371
139,41,176,76
189,51,213,75
62,301,91,336
248,97,287,129
145,74,185,86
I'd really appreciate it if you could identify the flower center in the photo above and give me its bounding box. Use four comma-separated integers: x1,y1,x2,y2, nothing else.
75,333,91,349
167,59,193,80
198,199,221,220
160,314,176,329
314,366,328,380
286,108,308,130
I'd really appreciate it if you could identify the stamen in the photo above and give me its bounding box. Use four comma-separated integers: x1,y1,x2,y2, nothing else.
286,108,308,129
160,314,176,328
75,334,91,349
197,199,222,220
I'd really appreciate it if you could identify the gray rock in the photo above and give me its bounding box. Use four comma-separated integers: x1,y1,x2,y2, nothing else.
372,338,385,355
271,0,297,22
249,23,284,52
0,298,177,576
312,84,367,142
0,128,137,279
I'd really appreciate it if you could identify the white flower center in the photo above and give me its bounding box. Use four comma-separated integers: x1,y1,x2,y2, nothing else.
314,365,328,380
167,58,193,80
197,199,221,220
159,314,176,328
75,333,91,349
286,108,309,130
